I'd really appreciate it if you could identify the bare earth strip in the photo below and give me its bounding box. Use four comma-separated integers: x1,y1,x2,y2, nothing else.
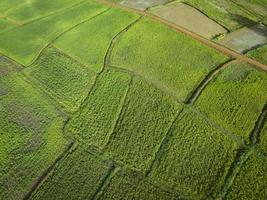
220,24,267,53
97,0,267,72
151,2,227,39
120,0,170,11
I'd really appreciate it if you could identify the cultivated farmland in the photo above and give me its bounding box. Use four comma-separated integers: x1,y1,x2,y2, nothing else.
1,0,267,199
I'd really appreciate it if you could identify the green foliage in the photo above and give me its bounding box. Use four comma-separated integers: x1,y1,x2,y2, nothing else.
247,45,267,65
67,69,131,148
110,18,228,102
0,19,15,33
0,0,22,13
0,55,22,76
0,74,68,199
258,123,267,155
176,0,260,31
31,148,113,200
97,169,181,200
149,108,239,199
195,61,267,140
104,77,181,171
24,47,96,112
0,1,107,66
225,152,267,200
4,0,84,23
54,8,139,73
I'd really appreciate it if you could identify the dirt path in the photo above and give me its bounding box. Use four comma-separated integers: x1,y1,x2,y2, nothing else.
97,0,267,72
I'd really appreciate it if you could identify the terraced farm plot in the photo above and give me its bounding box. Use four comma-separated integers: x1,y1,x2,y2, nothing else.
4,0,85,23
97,169,181,199
0,18,15,33
149,108,239,199
104,77,181,171
120,0,170,11
151,2,227,39
247,45,267,65
234,0,267,17
54,8,139,73
24,47,96,112
31,148,113,200
219,24,267,53
110,18,228,102
0,1,107,66
0,73,68,199
195,61,267,140
225,152,267,200
178,0,260,31
67,69,131,148
0,55,22,77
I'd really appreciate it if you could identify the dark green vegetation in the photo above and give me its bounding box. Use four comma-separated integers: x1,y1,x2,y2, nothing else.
110,18,228,102
195,61,267,140
1,0,267,199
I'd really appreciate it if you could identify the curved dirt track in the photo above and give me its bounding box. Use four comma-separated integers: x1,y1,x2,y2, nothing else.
97,0,267,72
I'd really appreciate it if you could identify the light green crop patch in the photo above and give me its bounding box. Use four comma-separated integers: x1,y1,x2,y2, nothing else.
0,1,107,66
149,108,239,199
31,148,113,200
110,18,228,102
4,0,85,23
0,74,67,200
226,152,267,200
0,0,23,13
0,18,15,33
66,69,131,148
104,77,182,171
54,8,139,73
195,61,267,140
97,169,181,199
258,123,267,155
24,46,96,113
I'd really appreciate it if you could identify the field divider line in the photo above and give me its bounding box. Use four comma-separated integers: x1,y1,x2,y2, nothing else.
185,59,234,105
145,108,184,177
23,140,77,200
216,147,253,200
249,103,267,145
96,0,267,72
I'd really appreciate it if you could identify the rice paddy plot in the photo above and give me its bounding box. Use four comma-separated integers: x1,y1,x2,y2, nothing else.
150,2,227,39
54,8,139,73
104,77,181,171
0,0,23,13
0,55,22,77
97,169,181,200
110,18,228,102
149,108,239,199
219,24,267,53
0,1,107,66
225,152,267,200
24,47,96,113
66,69,131,148
0,74,68,200
247,45,267,65
120,0,170,11
179,0,260,31
233,0,267,17
0,18,15,33
4,0,85,23
31,148,113,200
195,61,267,140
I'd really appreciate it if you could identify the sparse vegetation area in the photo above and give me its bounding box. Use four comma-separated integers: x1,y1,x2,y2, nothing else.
1,0,267,199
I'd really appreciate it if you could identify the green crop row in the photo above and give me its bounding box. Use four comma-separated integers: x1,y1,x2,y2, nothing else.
195,61,267,140
67,69,131,148
97,169,181,200
24,46,96,113
104,76,182,171
226,152,267,200
31,147,113,200
258,122,267,155
0,70,68,199
110,18,228,102
54,8,139,73
149,108,239,199
0,1,107,66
